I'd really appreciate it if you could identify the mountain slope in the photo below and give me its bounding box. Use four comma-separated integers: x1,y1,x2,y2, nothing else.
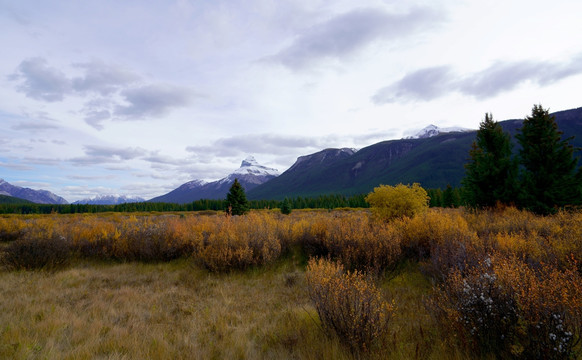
0,179,68,204
149,156,279,203
248,107,582,200
0,194,34,204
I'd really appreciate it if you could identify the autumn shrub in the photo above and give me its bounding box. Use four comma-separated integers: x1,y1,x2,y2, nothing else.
397,209,481,281
197,212,281,272
112,216,204,262
0,216,27,242
466,207,582,272
324,212,401,276
496,257,582,359
305,258,394,353
365,183,429,222
296,215,331,258
428,255,519,356
0,231,71,270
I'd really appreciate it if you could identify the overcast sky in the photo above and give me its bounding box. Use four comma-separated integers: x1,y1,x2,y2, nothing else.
1,0,582,201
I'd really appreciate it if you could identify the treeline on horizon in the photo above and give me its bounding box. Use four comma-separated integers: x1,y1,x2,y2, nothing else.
0,188,462,215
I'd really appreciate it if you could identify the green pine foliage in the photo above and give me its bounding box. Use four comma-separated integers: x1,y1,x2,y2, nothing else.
516,105,582,214
280,198,292,215
462,113,518,208
442,184,462,208
225,178,249,216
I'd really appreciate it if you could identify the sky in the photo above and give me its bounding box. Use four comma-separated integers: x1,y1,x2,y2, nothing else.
1,0,582,202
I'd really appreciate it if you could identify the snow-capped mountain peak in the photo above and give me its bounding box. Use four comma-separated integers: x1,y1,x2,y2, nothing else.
406,124,473,139
230,156,280,178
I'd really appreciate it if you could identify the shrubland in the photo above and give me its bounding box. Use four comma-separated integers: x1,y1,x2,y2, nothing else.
1,207,581,359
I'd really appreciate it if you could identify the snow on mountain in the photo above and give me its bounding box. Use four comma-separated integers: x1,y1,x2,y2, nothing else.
183,179,208,189
218,156,280,185
149,156,279,203
230,156,280,177
73,194,145,205
406,124,473,139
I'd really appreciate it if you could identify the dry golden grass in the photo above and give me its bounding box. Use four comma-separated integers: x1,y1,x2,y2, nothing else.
0,259,475,360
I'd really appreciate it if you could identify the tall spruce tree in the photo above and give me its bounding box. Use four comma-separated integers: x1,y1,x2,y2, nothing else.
225,178,249,215
516,104,582,214
462,113,518,208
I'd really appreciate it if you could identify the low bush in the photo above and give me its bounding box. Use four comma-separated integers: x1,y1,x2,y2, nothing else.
0,216,27,242
496,257,582,359
429,255,518,356
325,212,401,276
197,212,281,271
305,257,394,353
1,232,71,270
397,210,481,281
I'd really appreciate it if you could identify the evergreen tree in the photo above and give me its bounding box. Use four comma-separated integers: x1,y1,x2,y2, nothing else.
516,105,582,214
280,198,292,215
225,178,249,215
462,113,518,208
442,184,461,208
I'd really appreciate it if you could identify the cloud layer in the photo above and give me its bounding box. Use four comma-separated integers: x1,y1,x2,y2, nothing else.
9,58,193,129
373,55,582,104
266,6,444,70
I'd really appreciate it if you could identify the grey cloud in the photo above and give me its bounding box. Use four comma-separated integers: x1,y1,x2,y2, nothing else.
457,61,549,98
186,134,323,157
266,7,443,70
0,161,33,171
11,121,60,131
84,110,111,130
72,60,140,95
70,145,147,165
22,157,62,166
84,145,146,160
373,55,582,103
9,57,71,101
372,66,453,104
115,84,193,119
142,153,190,166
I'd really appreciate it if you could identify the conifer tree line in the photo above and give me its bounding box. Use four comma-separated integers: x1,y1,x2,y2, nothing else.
462,104,582,214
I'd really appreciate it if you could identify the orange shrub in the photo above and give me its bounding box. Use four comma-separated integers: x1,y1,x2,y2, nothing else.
306,258,394,353
325,212,401,275
397,209,481,281
496,257,582,359
197,212,282,272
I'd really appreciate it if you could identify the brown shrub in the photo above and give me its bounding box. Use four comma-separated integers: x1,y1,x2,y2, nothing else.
305,258,394,353
428,255,519,357
396,210,481,281
1,232,71,271
496,257,582,359
197,212,281,272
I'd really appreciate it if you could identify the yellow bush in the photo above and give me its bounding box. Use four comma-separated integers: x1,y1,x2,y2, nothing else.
0,216,27,242
365,183,429,222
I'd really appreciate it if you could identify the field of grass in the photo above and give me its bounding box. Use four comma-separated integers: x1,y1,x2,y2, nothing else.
1,208,581,359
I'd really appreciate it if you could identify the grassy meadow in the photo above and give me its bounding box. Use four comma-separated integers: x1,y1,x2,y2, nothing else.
1,208,581,359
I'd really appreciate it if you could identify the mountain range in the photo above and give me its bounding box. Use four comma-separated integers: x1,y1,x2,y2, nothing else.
248,107,582,200
2,107,581,204
72,195,145,205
